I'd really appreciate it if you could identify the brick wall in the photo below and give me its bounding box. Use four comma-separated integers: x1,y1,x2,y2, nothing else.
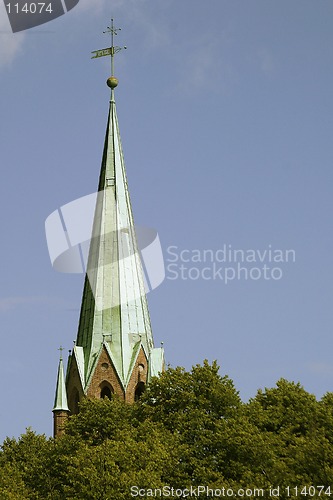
66,354,84,414
125,346,148,402
86,346,125,399
53,410,69,438
65,344,149,418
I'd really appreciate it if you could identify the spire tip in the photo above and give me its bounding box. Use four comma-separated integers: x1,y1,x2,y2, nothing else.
107,76,119,89
91,19,126,88
58,345,64,361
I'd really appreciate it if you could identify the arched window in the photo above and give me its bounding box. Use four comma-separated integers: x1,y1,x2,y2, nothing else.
100,381,113,400
138,363,145,381
135,382,145,401
100,386,112,400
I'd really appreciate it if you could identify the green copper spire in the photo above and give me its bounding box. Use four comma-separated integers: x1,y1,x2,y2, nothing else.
73,50,158,392
63,23,165,408
53,348,69,412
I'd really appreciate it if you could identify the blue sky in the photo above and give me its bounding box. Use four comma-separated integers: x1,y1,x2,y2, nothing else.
0,0,333,441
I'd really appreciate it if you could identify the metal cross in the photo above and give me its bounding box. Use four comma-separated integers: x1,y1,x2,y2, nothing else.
91,19,127,76
58,345,64,360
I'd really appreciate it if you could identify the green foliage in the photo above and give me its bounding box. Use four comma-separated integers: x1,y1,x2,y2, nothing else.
139,360,240,424
0,462,29,499
1,362,333,498
65,396,135,445
246,380,333,496
137,360,242,486
0,429,55,499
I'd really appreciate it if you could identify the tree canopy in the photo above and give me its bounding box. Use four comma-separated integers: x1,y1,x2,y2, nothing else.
1,362,333,499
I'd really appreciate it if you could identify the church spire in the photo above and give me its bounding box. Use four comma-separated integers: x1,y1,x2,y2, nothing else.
62,23,164,421
53,347,69,437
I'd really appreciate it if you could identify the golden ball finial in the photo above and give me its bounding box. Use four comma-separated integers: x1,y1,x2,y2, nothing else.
107,76,118,89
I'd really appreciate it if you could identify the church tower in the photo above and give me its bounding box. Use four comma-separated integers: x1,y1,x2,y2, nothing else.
53,21,164,437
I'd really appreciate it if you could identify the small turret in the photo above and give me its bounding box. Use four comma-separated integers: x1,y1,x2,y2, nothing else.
52,347,69,438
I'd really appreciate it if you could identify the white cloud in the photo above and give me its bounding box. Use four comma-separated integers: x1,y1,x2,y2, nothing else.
186,41,220,89
308,361,333,376
175,34,235,95
0,1,25,68
0,296,61,312
257,47,275,76
74,0,123,14
73,0,171,51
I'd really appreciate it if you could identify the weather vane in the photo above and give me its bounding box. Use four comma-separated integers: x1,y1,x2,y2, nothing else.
91,19,127,79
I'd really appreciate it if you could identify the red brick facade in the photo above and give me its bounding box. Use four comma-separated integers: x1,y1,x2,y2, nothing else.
53,344,150,437
53,411,69,438
66,353,84,415
66,344,149,414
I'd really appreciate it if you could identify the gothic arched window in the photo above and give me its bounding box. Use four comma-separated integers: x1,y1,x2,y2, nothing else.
100,382,113,400
135,382,145,401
